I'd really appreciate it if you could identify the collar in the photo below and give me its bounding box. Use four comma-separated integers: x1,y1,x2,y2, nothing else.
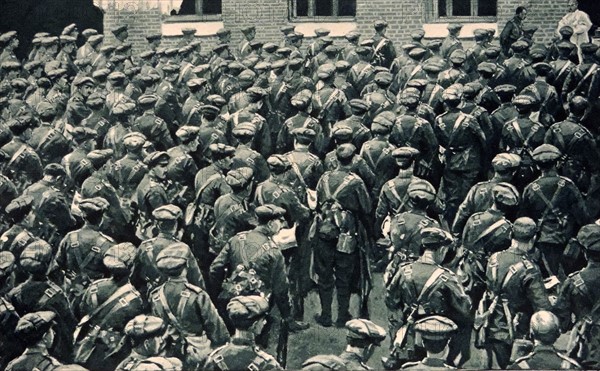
254,225,272,235
25,345,49,355
533,344,556,353
232,330,256,346
167,277,187,283
418,252,437,265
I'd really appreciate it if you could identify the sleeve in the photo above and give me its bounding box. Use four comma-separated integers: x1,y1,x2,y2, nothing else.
375,186,391,230
271,251,292,319
146,186,168,210
567,184,590,227
523,267,552,311
452,187,478,235
209,241,230,288
196,290,230,346
552,278,577,331
444,273,473,325
187,254,206,290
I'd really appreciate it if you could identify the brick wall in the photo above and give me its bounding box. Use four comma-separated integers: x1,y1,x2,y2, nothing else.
101,0,570,54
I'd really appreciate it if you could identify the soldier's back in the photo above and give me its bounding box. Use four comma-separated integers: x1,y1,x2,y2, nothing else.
510,346,580,369
205,342,281,371
5,350,62,371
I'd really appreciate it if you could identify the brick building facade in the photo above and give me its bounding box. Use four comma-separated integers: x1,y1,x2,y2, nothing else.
99,0,571,54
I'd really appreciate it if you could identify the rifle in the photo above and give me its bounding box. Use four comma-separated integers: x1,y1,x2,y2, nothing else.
276,318,289,368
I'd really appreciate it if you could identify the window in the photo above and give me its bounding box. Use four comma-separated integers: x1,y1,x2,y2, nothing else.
291,0,356,18
173,0,222,18
426,0,496,21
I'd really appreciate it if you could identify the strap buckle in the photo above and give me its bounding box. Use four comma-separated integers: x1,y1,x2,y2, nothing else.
91,246,101,253
181,290,191,298
44,288,55,298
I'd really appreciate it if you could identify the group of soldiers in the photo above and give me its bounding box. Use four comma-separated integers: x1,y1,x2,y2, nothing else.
0,7,600,370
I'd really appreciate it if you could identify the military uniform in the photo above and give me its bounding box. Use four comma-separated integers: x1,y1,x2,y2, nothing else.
135,152,171,240
133,96,175,152
401,316,458,370
277,108,324,155
116,315,167,371
167,127,201,208
440,25,463,59
333,109,372,151
108,133,148,200
231,129,270,183
509,344,581,369
324,145,376,193
28,120,71,166
0,136,43,192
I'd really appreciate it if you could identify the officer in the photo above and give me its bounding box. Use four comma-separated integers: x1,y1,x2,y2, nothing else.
117,315,168,371
302,355,348,370
29,102,71,165
545,96,600,195
132,204,205,298
453,153,520,238
312,144,372,327
509,311,580,369
384,227,471,369
500,6,526,56
520,144,589,277
478,217,551,369
441,24,463,59
5,311,63,371
57,197,115,304
134,94,175,151
499,95,546,190
435,85,487,227
167,126,201,208
74,243,144,369
150,243,230,367
135,151,171,240
336,319,387,370
108,132,148,201
401,316,458,370
205,295,282,371
231,123,270,183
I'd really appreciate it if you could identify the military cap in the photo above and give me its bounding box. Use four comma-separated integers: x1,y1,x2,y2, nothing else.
34,32,50,39
133,357,183,371
336,143,356,160
493,84,517,95
175,126,200,141
151,204,183,222
267,154,291,170
492,153,521,171
181,27,196,36
10,78,28,92
558,26,574,37
442,84,463,101
162,64,180,74
346,319,386,344
100,43,116,54
107,71,126,82
324,45,339,55
216,28,231,39
302,355,348,370
73,76,95,88
47,68,68,79
20,239,53,272
88,34,104,46
426,39,443,50
1,60,21,70
423,61,444,74
86,149,114,168
227,295,269,323
360,38,375,47
92,68,110,79
513,95,534,107
255,204,286,220
5,195,33,218
280,25,295,33
317,63,336,79
112,101,136,116
126,66,142,77
247,86,268,101
462,82,483,97
372,111,396,131
41,36,59,46
522,24,538,34
145,151,170,168
37,100,57,116
513,217,537,241
291,89,312,107
125,315,165,339
207,94,227,107
473,28,488,40
122,132,147,150
156,243,189,271
335,60,351,72
226,61,245,73
111,24,128,35
393,146,420,159
15,311,56,336
0,31,17,43
250,40,264,49
447,23,463,32
0,251,15,277
421,227,453,248
321,36,334,45
271,59,288,70
232,122,257,138
275,47,292,57
199,105,220,116
240,25,256,34
332,125,353,140
374,71,393,85
348,99,369,112
116,43,133,53
209,143,236,159
557,40,576,51
225,167,254,188
532,144,561,163
581,42,599,55
164,48,179,57
24,60,42,71
511,40,529,52
32,37,42,45
492,182,519,206
146,33,162,41
355,46,372,56
74,58,92,68
82,28,98,38
409,30,425,41
529,47,548,61
190,65,209,76
477,62,497,75
449,49,467,63
103,242,136,270
137,94,158,107
407,179,436,201
374,20,388,29
60,35,77,44
577,224,600,252
262,42,279,53
71,127,97,142
186,78,208,91
254,61,271,71
345,31,361,41
79,197,110,215
43,163,66,178
292,127,317,141
414,315,457,340
314,28,331,37
408,47,427,60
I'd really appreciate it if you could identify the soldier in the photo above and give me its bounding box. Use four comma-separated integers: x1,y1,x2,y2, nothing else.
461,82,494,155
10,240,76,363
116,315,168,370
167,126,201,208
401,316,458,370
112,25,129,45
500,6,527,57
334,99,372,151
57,35,77,77
5,311,63,371
150,243,230,367
477,217,551,369
371,20,396,69
277,89,323,155
302,355,348,370
325,127,376,192
1,118,43,192
74,243,144,369
132,357,183,371
182,78,208,124
553,223,600,369
135,151,171,240
550,42,577,106
465,29,491,78
521,63,559,127
0,196,36,262
349,47,375,96
545,96,600,194
497,41,536,92
383,227,471,369
334,319,385,370
438,50,470,89
230,123,270,183
475,63,501,112
57,197,115,303
0,251,22,369
520,144,589,277
155,65,183,134
549,26,577,63
134,93,175,151
61,127,97,181
391,47,427,94
500,95,546,190
358,113,397,196
28,102,71,165
489,84,518,151
509,311,580,369
441,24,463,60
0,31,18,64
205,295,282,371
227,87,272,157
108,132,148,202
77,29,99,60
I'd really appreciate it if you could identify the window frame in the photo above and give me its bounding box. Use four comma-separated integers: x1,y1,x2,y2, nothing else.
163,0,222,22
425,0,497,23
289,0,356,21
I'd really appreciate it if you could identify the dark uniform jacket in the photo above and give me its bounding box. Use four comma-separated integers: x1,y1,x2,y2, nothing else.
205,331,282,371
509,344,580,369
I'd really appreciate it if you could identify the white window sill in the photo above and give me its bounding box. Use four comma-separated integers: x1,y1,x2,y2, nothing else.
161,21,224,36
291,22,358,37
423,22,498,38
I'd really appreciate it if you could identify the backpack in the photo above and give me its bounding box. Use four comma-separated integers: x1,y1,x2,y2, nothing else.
316,174,353,241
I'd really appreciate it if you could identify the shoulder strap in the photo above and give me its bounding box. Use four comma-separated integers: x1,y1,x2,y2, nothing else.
556,61,573,81
35,281,63,309
573,64,598,95
7,145,28,169
331,174,353,201
197,172,223,201
531,179,566,220
156,285,187,335
473,219,508,247
448,113,468,145
77,283,135,328
35,128,58,152
416,267,446,303
498,261,526,291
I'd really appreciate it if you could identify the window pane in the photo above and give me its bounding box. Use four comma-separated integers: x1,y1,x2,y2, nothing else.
478,0,496,16
203,0,222,14
452,0,470,16
338,0,356,16
178,0,196,14
315,0,333,16
438,0,447,17
296,0,309,16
